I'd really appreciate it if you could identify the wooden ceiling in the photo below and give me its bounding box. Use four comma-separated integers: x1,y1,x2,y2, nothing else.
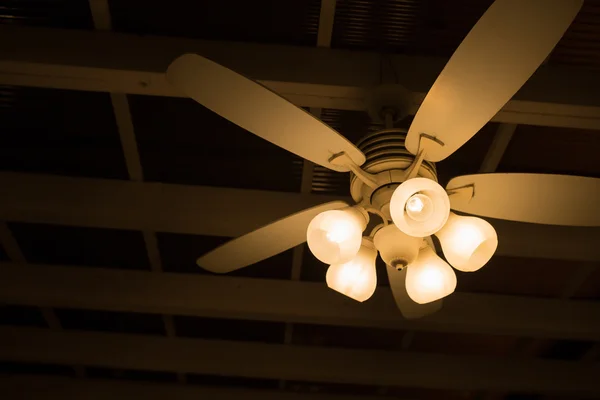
0,1,599,400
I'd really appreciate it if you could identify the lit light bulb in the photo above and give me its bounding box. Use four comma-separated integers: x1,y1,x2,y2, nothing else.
326,239,377,302
435,212,498,272
405,193,433,222
307,207,367,265
406,246,456,304
390,177,450,237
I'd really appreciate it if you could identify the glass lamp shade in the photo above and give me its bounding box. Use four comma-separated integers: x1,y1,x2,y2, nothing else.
326,239,378,302
406,246,457,304
435,212,498,272
390,178,450,237
307,207,367,264
372,224,422,269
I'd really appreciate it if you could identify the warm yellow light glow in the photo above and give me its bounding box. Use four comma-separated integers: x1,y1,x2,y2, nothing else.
406,195,424,213
405,193,434,222
406,246,456,304
307,207,366,265
390,178,450,237
326,240,377,302
435,212,498,272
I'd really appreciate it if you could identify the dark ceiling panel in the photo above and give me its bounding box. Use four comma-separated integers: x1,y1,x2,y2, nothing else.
187,373,278,390
573,265,600,301
54,308,166,336
456,256,582,298
86,367,177,383
0,304,47,327
156,232,294,280
331,0,493,56
0,243,7,261
0,0,93,29
109,0,320,46
550,0,600,69
286,380,380,396
409,331,518,357
292,323,406,351
174,315,285,344
0,361,75,377
0,85,127,180
497,125,600,178
129,95,303,193
538,339,596,361
8,223,151,270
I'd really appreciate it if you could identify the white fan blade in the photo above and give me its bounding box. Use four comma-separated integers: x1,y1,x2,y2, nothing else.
167,54,365,172
198,201,349,273
406,0,582,161
447,174,600,227
386,265,442,319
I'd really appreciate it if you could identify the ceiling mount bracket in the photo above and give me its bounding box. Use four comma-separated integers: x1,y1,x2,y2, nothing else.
367,84,413,125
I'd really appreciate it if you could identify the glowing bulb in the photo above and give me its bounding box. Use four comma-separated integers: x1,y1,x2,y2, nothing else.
405,193,434,222
435,212,498,272
307,207,367,265
326,239,377,302
405,246,456,304
390,177,450,237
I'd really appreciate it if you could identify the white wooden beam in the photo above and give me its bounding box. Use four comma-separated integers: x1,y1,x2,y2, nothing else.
1,25,599,129
1,172,598,261
0,375,397,400
479,123,517,173
317,0,337,48
1,263,599,340
1,327,599,394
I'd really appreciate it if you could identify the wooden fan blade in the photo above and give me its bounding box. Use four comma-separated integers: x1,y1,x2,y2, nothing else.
447,173,600,227
167,54,365,172
406,0,583,161
386,265,442,319
197,201,349,273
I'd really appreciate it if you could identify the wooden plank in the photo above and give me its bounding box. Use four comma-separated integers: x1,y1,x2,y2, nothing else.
479,123,517,173
1,25,599,128
1,172,598,261
0,263,599,340
0,375,394,400
1,327,599,394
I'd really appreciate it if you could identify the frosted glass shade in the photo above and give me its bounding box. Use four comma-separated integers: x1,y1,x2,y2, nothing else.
436,212,498,272
406,246,457,304
307,207,367,264
390,178,450,237
326,239,377,302
373,224,422,269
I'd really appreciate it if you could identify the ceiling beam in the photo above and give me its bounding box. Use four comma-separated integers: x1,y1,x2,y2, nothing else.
1,25,599,130
0,375,397,400
1,327,599,394
478,123,517,173
1,172,598,262
1,263,599,340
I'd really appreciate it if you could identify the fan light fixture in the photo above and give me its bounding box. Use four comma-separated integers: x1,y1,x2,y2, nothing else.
306,207,368,265
326,238,378,302
436,212,498,272
389,177,450,237
188,0,586,318
405,245,457,304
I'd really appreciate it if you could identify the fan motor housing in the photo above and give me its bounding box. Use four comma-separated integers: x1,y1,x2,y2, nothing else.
350,129,438,220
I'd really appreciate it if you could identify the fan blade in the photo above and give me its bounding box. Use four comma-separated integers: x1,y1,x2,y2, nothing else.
447,173,600,227
386,265,442,319
406,0,582,162
197,201,349,273
167,54,365,172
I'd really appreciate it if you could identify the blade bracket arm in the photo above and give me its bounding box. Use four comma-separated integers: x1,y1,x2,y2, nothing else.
447,183,476,202
329,152,380,189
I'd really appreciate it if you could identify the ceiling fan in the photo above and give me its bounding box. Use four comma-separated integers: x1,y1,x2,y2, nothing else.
165,0,598,319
